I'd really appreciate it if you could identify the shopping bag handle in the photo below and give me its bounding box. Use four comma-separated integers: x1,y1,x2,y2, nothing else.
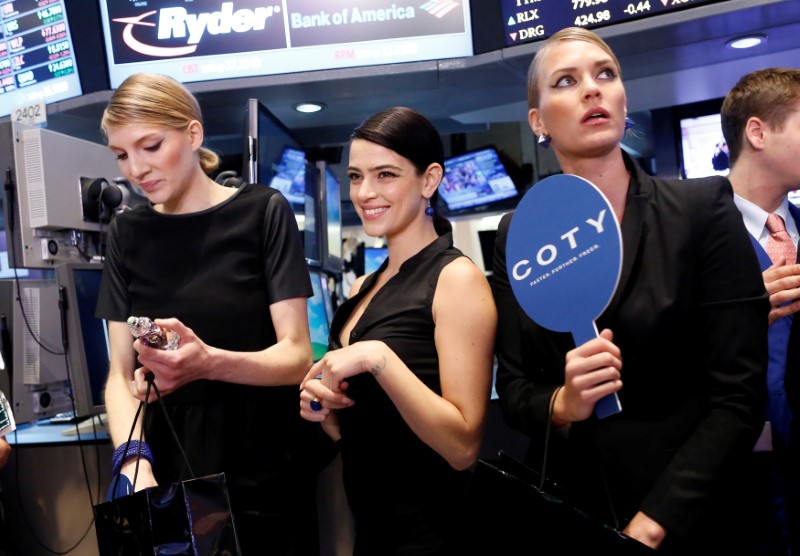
540,384,620,530
110,373,196,498
539,385,561,491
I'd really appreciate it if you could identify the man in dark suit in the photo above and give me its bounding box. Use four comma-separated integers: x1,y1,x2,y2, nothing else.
722,67,800,555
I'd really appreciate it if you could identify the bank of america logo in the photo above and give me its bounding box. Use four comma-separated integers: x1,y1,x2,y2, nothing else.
420,0,459,19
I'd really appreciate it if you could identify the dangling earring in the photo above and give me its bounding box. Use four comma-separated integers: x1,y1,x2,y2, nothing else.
624,116,635,130
425,198,435,216
538,133,551,149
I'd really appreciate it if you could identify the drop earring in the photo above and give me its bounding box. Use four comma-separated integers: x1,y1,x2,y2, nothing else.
625,116,635,130
537,133,551,149
425,198,435,216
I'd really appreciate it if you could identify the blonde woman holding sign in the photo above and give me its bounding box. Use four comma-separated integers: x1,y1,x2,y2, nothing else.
491,28,768,554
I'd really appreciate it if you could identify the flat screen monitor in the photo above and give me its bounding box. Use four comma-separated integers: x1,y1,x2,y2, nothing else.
55,262,108,418
307,269,333,362
321,162,342,274
98,0,472,88
302,159,342,272
10,278,73,423
679,113,729,179
304,160,323,268
0,0,84,118
0,121,122,269
352,244,388,277
243,98,305,206
477,229,497,276
440,147,518,212
269,147,307,206
364,246,388,275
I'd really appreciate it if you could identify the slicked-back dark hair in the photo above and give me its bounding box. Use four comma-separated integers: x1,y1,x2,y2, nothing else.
351,107,451,234
351,106,444,172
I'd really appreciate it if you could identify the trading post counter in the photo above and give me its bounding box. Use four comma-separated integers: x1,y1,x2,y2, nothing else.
0,416,112,556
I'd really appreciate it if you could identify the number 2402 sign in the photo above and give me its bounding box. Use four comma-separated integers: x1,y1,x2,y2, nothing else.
14,101,47,126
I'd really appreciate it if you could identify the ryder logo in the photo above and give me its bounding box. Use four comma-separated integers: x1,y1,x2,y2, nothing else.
112,2,280,58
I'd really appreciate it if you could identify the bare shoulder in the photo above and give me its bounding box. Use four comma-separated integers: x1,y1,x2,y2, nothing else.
434,256,496,327
439,256,491,292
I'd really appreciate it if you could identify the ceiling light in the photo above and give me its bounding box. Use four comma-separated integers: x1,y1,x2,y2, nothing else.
294,102,325,113
726,35,767,49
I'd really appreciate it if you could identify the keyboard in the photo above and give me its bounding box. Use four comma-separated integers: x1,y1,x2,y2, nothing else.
60,413,108,437
48,411,86,424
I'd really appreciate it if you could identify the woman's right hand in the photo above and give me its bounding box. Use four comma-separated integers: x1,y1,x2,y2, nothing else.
553,328,622,426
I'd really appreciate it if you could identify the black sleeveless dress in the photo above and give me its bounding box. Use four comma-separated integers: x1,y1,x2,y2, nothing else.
330,232,471,555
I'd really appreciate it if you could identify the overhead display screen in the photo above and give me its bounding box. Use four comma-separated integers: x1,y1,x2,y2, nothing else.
99,0,473,88
501,0,727,47
440,146,518,212
0,0,83,118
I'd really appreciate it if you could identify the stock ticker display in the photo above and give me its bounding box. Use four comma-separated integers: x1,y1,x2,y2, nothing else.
0,0,82,118
501,0,729,47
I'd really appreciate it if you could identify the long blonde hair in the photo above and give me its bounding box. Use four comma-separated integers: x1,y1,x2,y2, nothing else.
101,73,220,174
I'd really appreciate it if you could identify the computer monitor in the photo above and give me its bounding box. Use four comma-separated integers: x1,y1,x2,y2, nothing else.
320,161,343,274
477,229,498,276
364,247,389,275
269,147,307,206
439,146,519,213
352,244,389,277
678,112,729,179
0,121,121,269
242,99,325,265
295,158,343,272
308,269,334,362
10,278,73,423
0,0,85,118
243,98,304,203
55,262,108,418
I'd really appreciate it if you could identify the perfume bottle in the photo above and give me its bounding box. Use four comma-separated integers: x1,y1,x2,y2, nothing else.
127,316,180,350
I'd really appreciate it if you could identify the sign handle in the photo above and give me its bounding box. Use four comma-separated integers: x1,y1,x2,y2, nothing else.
572,322,622,419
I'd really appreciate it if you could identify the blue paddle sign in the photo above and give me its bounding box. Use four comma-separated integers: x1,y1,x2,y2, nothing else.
506,174,623,419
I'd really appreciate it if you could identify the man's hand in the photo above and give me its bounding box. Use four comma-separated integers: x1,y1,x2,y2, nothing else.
763,260,800,325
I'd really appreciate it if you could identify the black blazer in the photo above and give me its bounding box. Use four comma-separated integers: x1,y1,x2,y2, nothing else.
492,152,768,545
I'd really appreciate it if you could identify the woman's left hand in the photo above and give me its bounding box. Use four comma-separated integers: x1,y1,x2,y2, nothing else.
131,318,212,398
309,340,390,393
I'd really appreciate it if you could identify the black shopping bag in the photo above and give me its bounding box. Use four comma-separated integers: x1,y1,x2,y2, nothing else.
94,472,240,556
465,387,654,554
94,375,241,555
465,450,655,555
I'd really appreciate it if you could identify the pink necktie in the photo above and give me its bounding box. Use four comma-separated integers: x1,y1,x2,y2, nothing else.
765,213,797,265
